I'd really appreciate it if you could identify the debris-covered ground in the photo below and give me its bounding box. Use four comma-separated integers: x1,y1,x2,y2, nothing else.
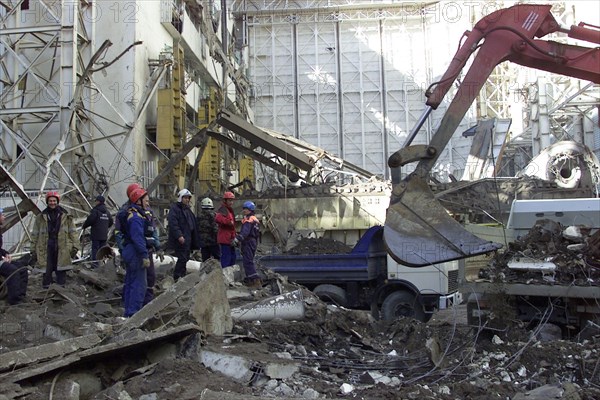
0,226,599,399
479,219,600,285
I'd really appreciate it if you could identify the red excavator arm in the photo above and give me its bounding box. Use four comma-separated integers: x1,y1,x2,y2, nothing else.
384,4,600,267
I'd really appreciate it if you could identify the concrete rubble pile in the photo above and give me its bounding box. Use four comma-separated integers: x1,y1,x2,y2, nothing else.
0,255,598,399
480,219,600,286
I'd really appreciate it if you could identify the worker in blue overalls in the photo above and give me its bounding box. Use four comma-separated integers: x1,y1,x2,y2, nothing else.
121,187,150,317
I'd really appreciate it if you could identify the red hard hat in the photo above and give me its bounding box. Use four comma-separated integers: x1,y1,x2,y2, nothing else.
223,191,235,199
126,183,142,197
129,187,147,204
45,191,60,203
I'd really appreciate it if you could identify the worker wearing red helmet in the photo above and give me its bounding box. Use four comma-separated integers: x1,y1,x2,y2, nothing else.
215,191,237,268
121,187,150,317
116,182,161,305
115,182,142,252
31,191,79,288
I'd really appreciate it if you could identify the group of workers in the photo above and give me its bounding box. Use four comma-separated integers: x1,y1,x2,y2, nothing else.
116,184,262,316
0,186,261,318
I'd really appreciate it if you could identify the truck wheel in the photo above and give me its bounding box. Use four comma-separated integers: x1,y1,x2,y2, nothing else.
381,291,429,322
313,284,348,307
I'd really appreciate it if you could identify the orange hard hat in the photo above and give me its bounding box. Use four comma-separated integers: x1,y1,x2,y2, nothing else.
126,183,142,197
223,191,235,199
129,187,147,204
45,191,60,203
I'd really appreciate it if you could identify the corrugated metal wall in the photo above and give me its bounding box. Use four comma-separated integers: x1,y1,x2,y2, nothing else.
247,10,475,180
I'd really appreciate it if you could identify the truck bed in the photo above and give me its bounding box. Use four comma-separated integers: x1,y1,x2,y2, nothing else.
258,225,387,284
258,251,387,284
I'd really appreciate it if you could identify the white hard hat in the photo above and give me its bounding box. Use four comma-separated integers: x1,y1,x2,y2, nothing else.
201,198,214,209
178,188,192,202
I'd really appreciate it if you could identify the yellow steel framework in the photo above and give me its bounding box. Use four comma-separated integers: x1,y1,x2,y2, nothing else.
239,157,255,187
157,44,187,190
198,88,222,193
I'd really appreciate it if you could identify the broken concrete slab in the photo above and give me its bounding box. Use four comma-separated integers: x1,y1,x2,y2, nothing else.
221,264,243,285
0,324,201,384
189,261,233,335
199,341,300,383
77,268,111,289
118,261,233,335
0,334,102,373
117,270,207,332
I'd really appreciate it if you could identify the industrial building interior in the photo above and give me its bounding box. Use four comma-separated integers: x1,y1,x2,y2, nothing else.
0,1,600,399
1,0,598,252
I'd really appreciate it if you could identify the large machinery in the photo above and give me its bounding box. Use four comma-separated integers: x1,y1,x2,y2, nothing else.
383,4,600,267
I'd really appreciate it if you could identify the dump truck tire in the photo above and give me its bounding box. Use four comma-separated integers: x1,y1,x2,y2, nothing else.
381,290,428,322
313,284,348,307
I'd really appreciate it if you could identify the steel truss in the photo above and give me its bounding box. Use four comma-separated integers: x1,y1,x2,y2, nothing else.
0,0,168,239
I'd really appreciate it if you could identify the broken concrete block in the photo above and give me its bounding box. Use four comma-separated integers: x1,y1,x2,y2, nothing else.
44,324,76,341
563,225,586,242
118,272,206,332
264,360,299,379
340,383,354,394
189,267,233,335
426,337,446,367
200,350,253,382
64,372,102,399
53,379,80,400
221,264,242,285
512,383,581,400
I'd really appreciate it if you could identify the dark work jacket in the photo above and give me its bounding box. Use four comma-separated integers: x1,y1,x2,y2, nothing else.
82,203,113,241
197,209,218,247
167,202,199,251
0,230,8,258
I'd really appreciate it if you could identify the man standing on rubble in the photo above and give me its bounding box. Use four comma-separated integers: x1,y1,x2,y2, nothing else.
197,197,220,262
121,187,150,317
0,208,28,304
115,183,142,253
168,189,199,281
233,201,262,288
82,195,113,268
31,192,79,288
215,191,237,268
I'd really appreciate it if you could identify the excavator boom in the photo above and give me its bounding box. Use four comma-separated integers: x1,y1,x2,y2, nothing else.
384,4,600,267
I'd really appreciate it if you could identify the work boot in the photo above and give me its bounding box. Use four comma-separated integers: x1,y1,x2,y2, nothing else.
249,278,263,289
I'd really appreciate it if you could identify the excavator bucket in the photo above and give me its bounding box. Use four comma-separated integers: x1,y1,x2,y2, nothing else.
384,174,502,267
382,3,599,267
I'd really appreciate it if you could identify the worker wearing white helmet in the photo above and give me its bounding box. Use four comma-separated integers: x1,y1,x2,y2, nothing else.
167,189,199,281
196,198,220,262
